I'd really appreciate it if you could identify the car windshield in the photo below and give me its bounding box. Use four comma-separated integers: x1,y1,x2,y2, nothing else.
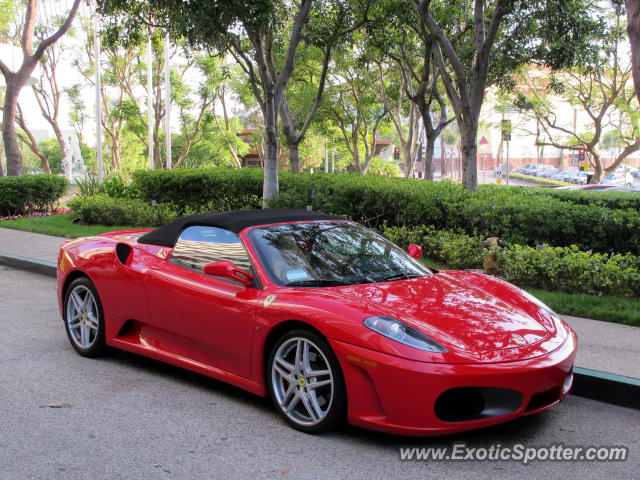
248,221,432,287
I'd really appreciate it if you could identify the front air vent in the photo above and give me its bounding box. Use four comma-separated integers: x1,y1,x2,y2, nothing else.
435,387,523,422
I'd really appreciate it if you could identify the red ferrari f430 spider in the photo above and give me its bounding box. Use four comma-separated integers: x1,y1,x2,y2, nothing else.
57,209,576,436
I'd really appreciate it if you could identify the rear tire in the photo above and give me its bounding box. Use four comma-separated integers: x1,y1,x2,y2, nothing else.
63,277,108,357
267,329,346,433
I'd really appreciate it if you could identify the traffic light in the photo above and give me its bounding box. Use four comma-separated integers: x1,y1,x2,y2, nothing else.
578,148,586,162
393,147,400,160
578,148,586,170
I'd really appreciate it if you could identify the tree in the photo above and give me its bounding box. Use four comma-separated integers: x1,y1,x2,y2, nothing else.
627,0,640,104
99,0,320,205
322,48,389,174
65,83,87,145
413,0,601,190
0,0,81,176
279,2,370,172
514,6,638,182
375,63,421,178
26,17,76,175
367,1,453,180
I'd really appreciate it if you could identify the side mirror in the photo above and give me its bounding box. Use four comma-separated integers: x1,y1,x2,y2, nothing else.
407,244,422,259
203,260,254,287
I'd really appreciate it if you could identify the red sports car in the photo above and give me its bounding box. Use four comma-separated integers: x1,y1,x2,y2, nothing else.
57,209,577,436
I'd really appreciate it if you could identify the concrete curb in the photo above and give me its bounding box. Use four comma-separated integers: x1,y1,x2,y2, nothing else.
1,251,639,410
0,252,56,278
572,367,640,410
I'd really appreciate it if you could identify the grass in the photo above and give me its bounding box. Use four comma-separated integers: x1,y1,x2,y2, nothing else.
508,172,571,186
0,213,141,238
524,288,640,327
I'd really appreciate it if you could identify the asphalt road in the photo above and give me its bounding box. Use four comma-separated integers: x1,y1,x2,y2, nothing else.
1,267,638,480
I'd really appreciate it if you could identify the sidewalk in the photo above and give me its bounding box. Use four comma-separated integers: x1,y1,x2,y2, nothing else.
1,226,638,380
0,227,67,263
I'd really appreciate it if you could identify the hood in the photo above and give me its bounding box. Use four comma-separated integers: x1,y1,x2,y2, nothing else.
326,272,553,352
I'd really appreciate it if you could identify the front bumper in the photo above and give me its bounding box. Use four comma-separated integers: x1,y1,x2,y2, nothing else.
330,330,577,436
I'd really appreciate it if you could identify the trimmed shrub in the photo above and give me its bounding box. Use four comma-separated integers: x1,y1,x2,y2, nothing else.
496,244,640,298
68,195,177,226
380,223,640,298
132,168,263,214
507,173,570,186
130,168,640,255
536,187,640,210
460,185,640,255
381,225,485,270
0,174,67,216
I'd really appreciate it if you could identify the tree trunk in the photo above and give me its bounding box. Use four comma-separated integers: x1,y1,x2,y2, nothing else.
280,102,301,173
111,137,121,171
439,135,446,177
288,141,301,173
459,118,478,191
15,104,51,174
591,160,602,184
627,0,640,105
352,131,362,173
402,146,413,178
262,93,280,207
51,123,67,172
153,130,162,168
424,137,436,181
2,83,25,176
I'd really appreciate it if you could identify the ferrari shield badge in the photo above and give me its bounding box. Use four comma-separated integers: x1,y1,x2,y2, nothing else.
264,295,277,308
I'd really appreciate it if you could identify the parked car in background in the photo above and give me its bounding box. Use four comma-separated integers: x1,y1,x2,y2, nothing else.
516,163,541,175
539,168,563,179
602,174,624,186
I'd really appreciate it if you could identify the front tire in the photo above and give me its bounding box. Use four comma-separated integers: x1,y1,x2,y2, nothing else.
267,329,346,433
63,277,108,357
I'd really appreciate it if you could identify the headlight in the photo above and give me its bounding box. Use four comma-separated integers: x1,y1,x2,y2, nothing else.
364,316,447,353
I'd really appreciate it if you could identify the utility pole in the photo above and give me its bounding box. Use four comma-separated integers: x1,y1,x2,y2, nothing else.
164,33,172,169
147,34,154,169
94,2,103,183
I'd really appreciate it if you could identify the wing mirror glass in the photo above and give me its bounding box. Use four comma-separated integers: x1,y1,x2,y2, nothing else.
203,260,254,287
407,244,422,259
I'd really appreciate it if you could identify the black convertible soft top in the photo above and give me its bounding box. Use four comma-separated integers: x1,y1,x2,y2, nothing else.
137,208,347,247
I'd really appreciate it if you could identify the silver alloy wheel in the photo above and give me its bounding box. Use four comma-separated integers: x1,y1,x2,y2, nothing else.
66,285,100,349
271,337,334,427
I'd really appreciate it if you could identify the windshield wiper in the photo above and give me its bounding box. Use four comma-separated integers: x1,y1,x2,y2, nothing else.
376,273,424,283
285,279,351,287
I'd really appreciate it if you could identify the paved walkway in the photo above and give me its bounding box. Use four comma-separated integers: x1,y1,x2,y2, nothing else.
1,226,638,379
0,227,67,263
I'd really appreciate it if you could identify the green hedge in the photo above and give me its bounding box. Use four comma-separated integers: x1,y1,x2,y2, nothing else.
380,224,640,298
132,168,263,214
535,187,640,210
68,195,177,226
507,172,570,186
381,225,485,270
129,168,640,255
496,244,640,298
457,186,640,255
0,174,67,216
